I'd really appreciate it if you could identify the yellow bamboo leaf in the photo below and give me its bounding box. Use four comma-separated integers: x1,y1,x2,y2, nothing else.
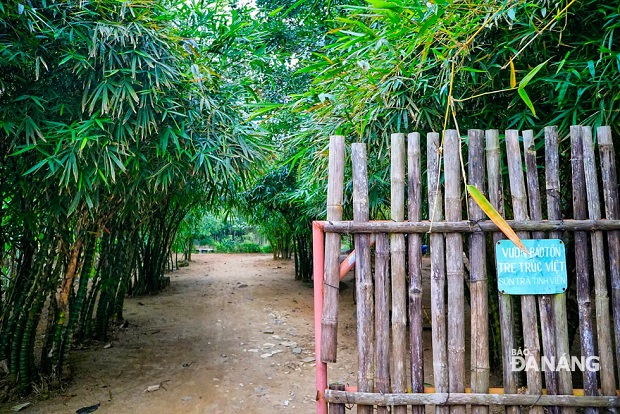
509,60,516,88
466,185,528,254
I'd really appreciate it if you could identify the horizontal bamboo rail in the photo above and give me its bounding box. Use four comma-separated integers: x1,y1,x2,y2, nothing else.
324,391,620,408
319,219,620,234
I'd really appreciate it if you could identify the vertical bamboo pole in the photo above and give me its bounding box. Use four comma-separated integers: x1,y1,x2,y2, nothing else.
597,125,620,385
544,126,575,414
328,384,346,414
352,143,374,414
321,136,345,363
375,233,390,414
523,129,559,414
313,222,328,414
444,129,465,414
581,126,616,398
486,129,516,414
505,129,544,414
427,131,449,414
468,129,489,414
408,132,424,414
569,125,598,414
391,133,407,414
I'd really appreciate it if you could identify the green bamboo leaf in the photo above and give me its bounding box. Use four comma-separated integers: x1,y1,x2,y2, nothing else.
518,87,536,117
467,185,528,254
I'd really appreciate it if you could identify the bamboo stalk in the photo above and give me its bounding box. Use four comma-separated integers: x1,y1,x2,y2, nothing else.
581,125,617,398
374,233,390,414
486,129,515,414
408,132,424,414
328,384,346,414
597,125,620,386
444,129,465,414
428,131,449,414
390,133,408,414
544,125,575,414
523,129,559,414
321,219,620,234
468,129,489,414
570,125,598,414
506,129,544,414
324,391,620,408
321,135,345,363
352,143,374,414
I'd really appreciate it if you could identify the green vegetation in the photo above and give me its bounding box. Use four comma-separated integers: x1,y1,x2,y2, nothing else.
2,0,620,398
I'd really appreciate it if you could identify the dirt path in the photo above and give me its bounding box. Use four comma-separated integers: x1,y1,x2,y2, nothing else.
2,254,358,414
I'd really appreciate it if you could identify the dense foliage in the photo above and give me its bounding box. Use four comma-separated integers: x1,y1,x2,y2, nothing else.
0,0,264,396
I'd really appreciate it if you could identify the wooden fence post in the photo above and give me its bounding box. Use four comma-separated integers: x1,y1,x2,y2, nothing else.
523,129,559,414
352,143,374,414
391,133,408,414
597,125,620,385
427,131,449,414
468,129,489,414
375,232,390,414
544,125,575,414
506,129,544,414
444,129,465,414
408,131,425,414
320,135,345,363
486,129,517,414
581,126,616,397
570,126,598,414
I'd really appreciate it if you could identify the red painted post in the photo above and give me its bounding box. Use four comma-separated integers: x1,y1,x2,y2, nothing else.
313,221,328,414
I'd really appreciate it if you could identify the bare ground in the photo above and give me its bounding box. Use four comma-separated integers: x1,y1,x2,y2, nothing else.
2,253,361,414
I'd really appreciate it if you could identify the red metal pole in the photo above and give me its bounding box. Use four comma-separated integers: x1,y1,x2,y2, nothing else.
313,221,328,414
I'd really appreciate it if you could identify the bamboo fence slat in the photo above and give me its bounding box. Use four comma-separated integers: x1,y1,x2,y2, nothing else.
523,129,560,414
581,125,617,398
408,132,425,414
444,129,466,414
322,219,620,234
506,129,544,414
544,126,575,414
597,126,620,385
428,131,449,414
390,133,408,414
486,128,515,414
374,233,390,414
570,126,598,414
320,135,345,363
328,384,346,414
468,129,489,414
324,391,620,408
352,143,374,414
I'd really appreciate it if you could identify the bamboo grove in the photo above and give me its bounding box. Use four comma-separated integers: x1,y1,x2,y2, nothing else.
0,0,265,396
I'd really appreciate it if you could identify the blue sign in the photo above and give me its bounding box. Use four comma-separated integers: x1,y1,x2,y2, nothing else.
495,239,567,295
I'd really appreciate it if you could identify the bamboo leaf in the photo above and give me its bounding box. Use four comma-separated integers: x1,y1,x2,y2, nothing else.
509,60,516,88
518,87,536,117
466,185,528,254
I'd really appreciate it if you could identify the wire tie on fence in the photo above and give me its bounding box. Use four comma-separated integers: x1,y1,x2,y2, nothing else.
469,218,485,232
440,391,451,406
524,393,544,410
324,282,339,290
345,391,353,410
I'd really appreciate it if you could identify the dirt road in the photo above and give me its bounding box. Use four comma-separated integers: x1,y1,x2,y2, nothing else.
3,254,358,414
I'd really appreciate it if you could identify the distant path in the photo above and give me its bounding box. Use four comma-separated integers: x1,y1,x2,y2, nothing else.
2,254,357,414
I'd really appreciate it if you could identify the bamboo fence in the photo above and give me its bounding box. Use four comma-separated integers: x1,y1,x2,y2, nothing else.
316,126,620,414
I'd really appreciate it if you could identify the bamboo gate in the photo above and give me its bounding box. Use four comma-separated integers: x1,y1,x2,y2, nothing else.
312,126,620,414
